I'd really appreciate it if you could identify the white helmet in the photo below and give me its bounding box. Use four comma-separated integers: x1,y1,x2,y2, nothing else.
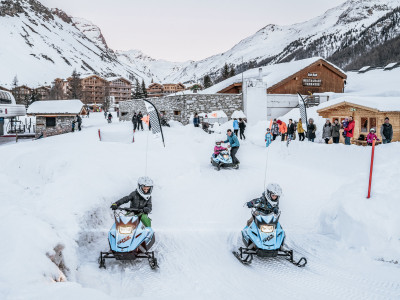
137,176,153,200
265,183,282,207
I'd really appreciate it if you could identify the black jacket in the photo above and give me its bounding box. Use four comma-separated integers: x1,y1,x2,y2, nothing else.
381,123,393,140
239,121,246,130
249,193,279,215
287,123,295,135
76,116,82,124
137,113,143,122
115,190,152,213
132,115,138,123
332,123,341,138
307,124,316,139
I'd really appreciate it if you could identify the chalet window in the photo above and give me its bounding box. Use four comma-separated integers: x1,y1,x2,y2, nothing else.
302,78,322,87
360,117,377,132
361,117,368,132
174,110,181,116
46,117,56,127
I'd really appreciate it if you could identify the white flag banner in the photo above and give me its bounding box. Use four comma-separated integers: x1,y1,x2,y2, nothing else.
143,100,165,147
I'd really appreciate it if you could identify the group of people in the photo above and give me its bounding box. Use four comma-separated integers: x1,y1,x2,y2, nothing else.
131,111,144,131
233,118,247,140
71,114,82,132
213,129,240,168
265,116,393,146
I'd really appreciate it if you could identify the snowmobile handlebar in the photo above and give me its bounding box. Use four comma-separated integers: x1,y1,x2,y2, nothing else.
116,207,143,213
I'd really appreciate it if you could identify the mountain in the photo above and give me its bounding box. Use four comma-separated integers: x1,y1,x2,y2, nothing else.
1,0,400,87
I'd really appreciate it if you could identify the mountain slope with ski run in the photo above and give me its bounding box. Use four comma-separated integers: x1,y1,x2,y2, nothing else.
0,110,399,299
1,0,400,87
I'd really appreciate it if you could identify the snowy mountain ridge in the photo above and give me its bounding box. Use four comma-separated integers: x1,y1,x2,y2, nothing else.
1,0,400,87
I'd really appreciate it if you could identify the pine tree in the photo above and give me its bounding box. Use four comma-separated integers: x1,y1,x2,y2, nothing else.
203,75,212,88
222,63,230,80
68,69,82,99
141,79,148,98
11,75,22,104
133,79,142,99
229,65,235,77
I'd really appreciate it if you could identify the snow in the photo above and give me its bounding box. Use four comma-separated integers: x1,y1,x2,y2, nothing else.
358,66,371,72
200,57,344,94
317,96,400,112
384,62,398,69
27,100,84,114
1,112,400,299
231,110,246,119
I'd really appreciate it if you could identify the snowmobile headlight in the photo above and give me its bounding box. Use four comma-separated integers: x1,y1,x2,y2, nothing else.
118,225,134,234
260,225,275,233
223,154,229,160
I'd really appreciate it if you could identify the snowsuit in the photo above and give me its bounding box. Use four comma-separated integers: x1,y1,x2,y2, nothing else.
214,145,227,157
380,123,393,144
71,121,75,132
104,111,107,119
322,123,332,144
247,193,279,226
114,190,152,227
265,132,272,147
271,123,279,141
233,120,239,136
76,115,82,131
132,114,138,131
137,112,144,130
193,116,200,127
345,120,355,145
239,120,246,140
307,123,316,142
297,121,305,141
342,120,349,137
107,113,112,123
332,123,341,144
224,133,240,164
367,133,379,145
279,121,287,141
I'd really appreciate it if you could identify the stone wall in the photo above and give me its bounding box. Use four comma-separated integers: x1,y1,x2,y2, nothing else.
119,94,243,125
35,115,74,138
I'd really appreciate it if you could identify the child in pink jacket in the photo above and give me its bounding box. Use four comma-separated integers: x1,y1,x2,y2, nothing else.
366,128,379,146
214,140,227,157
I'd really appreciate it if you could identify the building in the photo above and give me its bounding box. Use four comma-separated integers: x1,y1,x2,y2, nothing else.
80,75,109,105
27,100,87,138
12,85,32,104
34,86,51,100
146,83,186,97
107,77,132,104
0,85,11,92
53,78,69,96
202,57,347,96
147,83,164,97
317,96,400,144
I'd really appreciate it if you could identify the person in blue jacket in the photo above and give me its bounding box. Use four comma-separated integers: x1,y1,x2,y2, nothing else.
233,118,239,136
224,129,240,168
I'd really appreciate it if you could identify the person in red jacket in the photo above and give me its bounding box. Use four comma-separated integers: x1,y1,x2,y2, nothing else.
345,116,355,145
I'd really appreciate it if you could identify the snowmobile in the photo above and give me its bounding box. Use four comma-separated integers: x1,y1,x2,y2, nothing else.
160,117,170,127
211,149,237,170
99,207,158,269
233,209,307,267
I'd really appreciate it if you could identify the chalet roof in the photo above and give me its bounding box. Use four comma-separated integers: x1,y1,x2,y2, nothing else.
107,76,131,84
384,62,399,70
201,57,346,94
358,66,371,73
317,96,400,113
27,100,85,115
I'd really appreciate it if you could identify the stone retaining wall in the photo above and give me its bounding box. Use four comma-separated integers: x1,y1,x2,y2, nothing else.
119,94,243,125
35,116,74,138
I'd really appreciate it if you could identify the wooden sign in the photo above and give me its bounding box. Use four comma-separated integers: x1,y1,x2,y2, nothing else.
350,108,357,112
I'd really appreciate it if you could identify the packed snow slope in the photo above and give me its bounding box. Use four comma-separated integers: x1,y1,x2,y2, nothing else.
0,113,400,299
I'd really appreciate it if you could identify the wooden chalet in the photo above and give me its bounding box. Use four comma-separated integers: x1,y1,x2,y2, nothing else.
107,77,132,104
317,97,400,144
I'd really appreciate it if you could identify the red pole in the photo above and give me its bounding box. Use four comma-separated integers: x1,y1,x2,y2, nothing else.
367,139,376,198
98,129,101,141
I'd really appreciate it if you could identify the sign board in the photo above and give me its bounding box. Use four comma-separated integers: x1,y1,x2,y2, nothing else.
350,108,357,112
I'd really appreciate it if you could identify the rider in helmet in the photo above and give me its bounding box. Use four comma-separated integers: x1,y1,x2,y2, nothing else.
245,183,282,226
110,176,153,227
214,138,227,158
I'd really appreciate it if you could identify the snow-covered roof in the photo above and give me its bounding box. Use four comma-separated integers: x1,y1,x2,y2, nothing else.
317,96,400,112
231,110,246,118
27,100,85,115
201,57,345,94
384,62,398,70
107,76,131,83
358,66,371,72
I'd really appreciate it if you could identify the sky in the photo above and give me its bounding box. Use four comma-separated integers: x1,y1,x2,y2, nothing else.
40,0,347,62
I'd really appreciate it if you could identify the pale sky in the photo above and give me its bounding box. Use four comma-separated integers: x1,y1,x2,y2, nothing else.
40,0,347,62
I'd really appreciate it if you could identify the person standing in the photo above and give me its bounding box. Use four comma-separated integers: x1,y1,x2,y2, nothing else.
277,120,287,142
87,110,90,118
380,117,393,144
137,111,144,130
332,119,341,144
344,116,355,145
76,114,82,131
239,118,246,140
297,118,305,141
307,118,316,142
287,119,295,142
104,110,107,119
193,113,200,127
271,119,279,141
233,118,239,136
265,128,272,147
322,119,332,144
132,112,138,131
224,129,240,168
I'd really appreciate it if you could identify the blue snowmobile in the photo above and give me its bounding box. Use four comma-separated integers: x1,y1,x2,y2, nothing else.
233,209,307,267
211,149,236,170
99,207,158,269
